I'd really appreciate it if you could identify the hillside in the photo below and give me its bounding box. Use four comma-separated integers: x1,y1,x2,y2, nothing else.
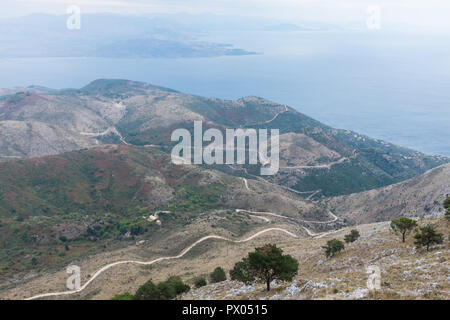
326,164,450,224
2,215,448,300
0,145,447,299
0,79,448,299
179,217,449,300
0,79,447,198
0,144,332,281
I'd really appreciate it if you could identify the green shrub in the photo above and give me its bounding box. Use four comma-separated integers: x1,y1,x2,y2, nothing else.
194,277,207,288
134,276,190,300
165,276,190,295
156,281,178,300
210,267,227,283
344,229,360,243
134,280,159,300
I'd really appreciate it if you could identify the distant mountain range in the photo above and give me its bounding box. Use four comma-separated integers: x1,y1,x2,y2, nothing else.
0,13,258,58
0,13,343,59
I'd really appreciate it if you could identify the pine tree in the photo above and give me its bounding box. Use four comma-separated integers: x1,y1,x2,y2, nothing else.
444,197,450,220
390,217,417,242
414,225,444,251
230,244,298,291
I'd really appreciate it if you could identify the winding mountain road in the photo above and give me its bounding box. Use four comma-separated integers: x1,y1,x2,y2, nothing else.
242,177,250,190
25,205,341,300
80,126,129,145
239,178,338,224
279,156,349,170
235,208,337,225
261,104,289,124
26,227,298,300
26,177,340,300
237,209,342,239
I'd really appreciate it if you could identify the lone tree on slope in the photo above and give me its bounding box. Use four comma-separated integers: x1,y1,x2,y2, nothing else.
390,217,418,242
444,197,450,220
414,225,444,252
322,239,345,258
230,244,298,291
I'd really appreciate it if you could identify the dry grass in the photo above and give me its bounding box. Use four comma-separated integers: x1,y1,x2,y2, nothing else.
1,216,448,300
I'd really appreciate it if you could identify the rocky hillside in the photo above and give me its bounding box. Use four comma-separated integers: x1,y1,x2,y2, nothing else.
1,79,447,197
180,217,449,300
326,164,450,224
3,215,447,300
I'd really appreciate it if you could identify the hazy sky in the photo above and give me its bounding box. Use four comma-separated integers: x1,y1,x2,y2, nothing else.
3,0,450,31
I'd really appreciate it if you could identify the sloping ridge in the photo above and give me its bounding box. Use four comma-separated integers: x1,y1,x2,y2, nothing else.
80,79,178,96
326,163,450,224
